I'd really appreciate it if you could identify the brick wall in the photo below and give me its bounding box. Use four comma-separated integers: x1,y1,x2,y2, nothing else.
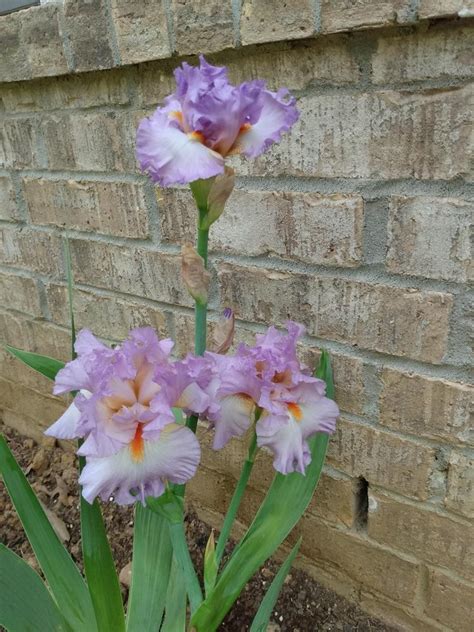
1,2,473,630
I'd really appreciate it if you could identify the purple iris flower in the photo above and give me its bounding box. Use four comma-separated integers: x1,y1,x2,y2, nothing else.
136,55,299,186
45,328,204,505
204,322,339,475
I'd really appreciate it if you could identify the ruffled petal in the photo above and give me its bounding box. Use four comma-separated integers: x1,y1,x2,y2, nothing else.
212,394,255,450
256,414,311,475
53,359,91,395
136,109,225,186
44,401,81,439
299,397,339,437
232,89,299,158
78,423,200,505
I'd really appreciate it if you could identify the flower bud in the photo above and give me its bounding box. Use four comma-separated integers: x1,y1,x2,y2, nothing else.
203,167,235,229
181,243,211,305
212,308,235,354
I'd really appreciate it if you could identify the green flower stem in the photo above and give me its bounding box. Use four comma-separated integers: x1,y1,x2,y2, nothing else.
187,206,210,435
168,520,203,614
215,431,258,567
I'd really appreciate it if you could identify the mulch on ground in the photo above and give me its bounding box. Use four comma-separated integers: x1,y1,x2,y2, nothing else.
0,422,396,631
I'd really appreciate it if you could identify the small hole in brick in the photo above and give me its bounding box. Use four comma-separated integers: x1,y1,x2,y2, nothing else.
353,476,369,532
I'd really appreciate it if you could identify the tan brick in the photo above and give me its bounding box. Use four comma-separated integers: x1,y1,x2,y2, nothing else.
380,369,473,445
69,239,190,307
227,36,359,89
0,72,131,113
0,119,39,169
111,0,171,64
0,346,54,394
173,0,234,55
299,347,366,416
321,0,411,33
218,264,453,362
241,0,314,45
23,178,149,239
308,472,354,528
445,453,474,519
230,87,472,181
0,310,71,362
386,197,474,282
0,176,19,222
161,189,363,267
419,0,473,19
136,67,177,107
300,517,420,605
42,112,132,173
368,494,473,579
0,11,29,82
63,0,114,72
0,227,63,278
21,5,68,79
327,418,436,499
0,272,42,317
0,377,66,442
373,26,474,83
45,284,168,341
425,569,474,632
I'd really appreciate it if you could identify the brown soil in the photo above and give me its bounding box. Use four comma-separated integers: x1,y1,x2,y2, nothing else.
0,422,395,631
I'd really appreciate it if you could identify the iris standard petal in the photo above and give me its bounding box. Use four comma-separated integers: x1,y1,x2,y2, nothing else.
212,394,255,450
78,423,200,505
136,110,225,186
233,88,299,158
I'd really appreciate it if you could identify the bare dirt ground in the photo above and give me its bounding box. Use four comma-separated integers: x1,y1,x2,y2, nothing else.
0,422,396,631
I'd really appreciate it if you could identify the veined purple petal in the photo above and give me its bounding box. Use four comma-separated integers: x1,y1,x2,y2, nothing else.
233,88,299,158
78,424,200,505
212,394,255,450
44,400,81,439
257,415,311,475
136,109,224,186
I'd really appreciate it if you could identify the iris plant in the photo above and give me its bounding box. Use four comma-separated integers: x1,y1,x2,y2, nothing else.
1,56,339,632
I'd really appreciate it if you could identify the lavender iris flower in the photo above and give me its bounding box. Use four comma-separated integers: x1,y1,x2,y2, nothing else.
45,328,204,505
204,322,339,475
136,55,299,186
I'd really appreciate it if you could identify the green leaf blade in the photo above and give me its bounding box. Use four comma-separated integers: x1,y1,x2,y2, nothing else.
0,545,69,632
191,352,335,631
250,537,302,632
5,346,64,381
0,435,97,631
126,504,173,632
80,497,126,632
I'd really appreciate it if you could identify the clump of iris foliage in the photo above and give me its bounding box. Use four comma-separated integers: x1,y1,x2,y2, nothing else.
0,56,338,632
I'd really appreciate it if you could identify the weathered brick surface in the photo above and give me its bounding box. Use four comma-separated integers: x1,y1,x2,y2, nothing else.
0,119,39,169
419,0,472,19
173,0,234,54
111,0,170,64
69,239,190,307
327,418,436,499
445,453,474,519
63,0,114,72
0,272,42,317
218,264,453,362
0,227,63,278
227,37,359,89
231,87,472,181
0,310,71,361
300,517,420,605
0,11,29,82
386,197,474,282
372,25,474,83
22,5,68,79
23,177,149,239
425,569,474,632
241,0,314,44
45,283,168,341
321,0,412,33
41,112,132,173
0,175,18,222
368,494,473,578
380,369,473,445
161,189,364,266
